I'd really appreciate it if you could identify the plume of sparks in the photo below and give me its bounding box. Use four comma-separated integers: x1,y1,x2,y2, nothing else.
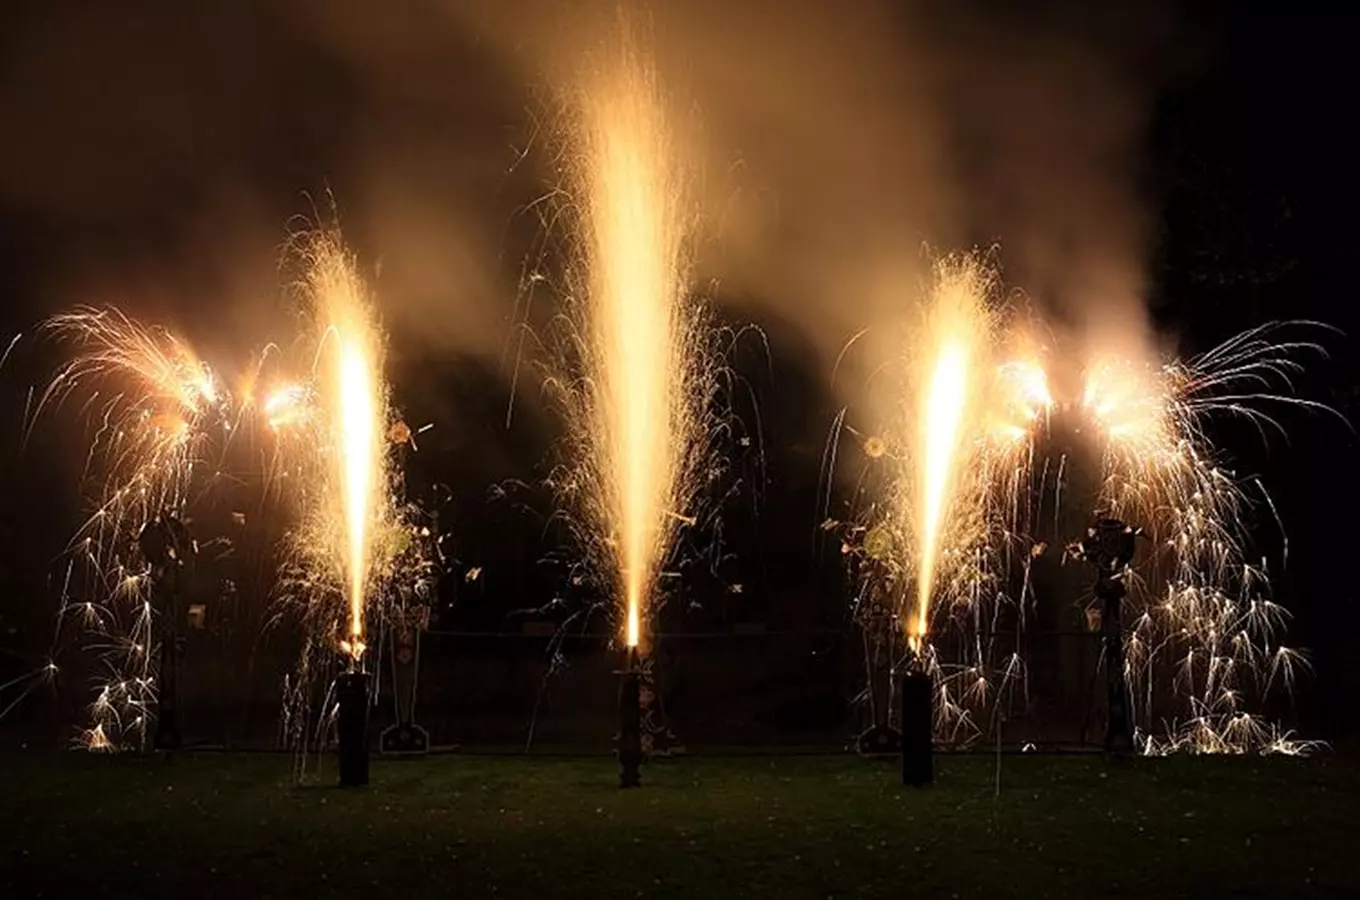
1078,323,1332,755
274,229,390,667
267,227,437,774
842,265,1327,755
845,255,1051,743
37,307,228,525
552,18,715,652
262,381,314,433
898,259,1049,644
32,307,231,749
908,260,995,648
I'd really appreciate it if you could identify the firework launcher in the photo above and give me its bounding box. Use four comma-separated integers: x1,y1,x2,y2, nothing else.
617,646,643,788
380,606,430,755
1073,518,1141,755
138,513,194,753
337,657,370,787
899,649,934,787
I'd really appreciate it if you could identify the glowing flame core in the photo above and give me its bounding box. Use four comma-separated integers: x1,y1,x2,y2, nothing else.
337,335,379,655
303,233,387,668
895,259,1046,655
914,340,971,644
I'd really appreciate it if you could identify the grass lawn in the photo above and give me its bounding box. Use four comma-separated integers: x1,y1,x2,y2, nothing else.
1,751,1355,899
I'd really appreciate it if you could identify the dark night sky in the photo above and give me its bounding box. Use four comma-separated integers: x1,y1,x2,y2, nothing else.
1,2,1357,735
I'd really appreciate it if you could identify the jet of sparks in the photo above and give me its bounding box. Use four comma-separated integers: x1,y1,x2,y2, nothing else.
260,225,440,776
902,257,1050,652
842,255,1052,741
289,230,388,669
561,17,707,651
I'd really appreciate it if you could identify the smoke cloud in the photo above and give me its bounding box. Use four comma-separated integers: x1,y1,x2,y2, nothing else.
1,0,1192,412
418,0,1185,400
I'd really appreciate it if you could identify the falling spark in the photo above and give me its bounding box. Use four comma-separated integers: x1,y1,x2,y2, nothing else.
1079,322,1333,754
30,307,231,749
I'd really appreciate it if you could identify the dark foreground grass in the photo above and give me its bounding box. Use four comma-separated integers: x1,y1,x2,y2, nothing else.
1,751,1356,899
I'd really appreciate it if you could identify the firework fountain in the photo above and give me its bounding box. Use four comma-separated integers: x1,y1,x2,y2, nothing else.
553,18,715,786
845,255,1050,764
267,228,424,785
10,219,438,763
865,296,1328,757
838,242,1328,758
899,259,999,784
329,262,383,788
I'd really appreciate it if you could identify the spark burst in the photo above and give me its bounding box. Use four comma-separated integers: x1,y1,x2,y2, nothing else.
552,19,717,652
33,307,230,749
1079,322,1333,755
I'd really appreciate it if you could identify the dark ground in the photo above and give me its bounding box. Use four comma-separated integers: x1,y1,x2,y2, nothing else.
2,751,1356,899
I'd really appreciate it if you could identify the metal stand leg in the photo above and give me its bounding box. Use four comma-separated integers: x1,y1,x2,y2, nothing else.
153,637,182,752
1100,585,1133,754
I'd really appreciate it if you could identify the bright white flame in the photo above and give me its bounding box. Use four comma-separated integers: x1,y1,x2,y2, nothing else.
914,340,971,643
337,335,379,650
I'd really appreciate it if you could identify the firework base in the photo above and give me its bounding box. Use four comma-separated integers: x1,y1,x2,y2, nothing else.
901,670,934,787
337,671,370,788
617,662,643,789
